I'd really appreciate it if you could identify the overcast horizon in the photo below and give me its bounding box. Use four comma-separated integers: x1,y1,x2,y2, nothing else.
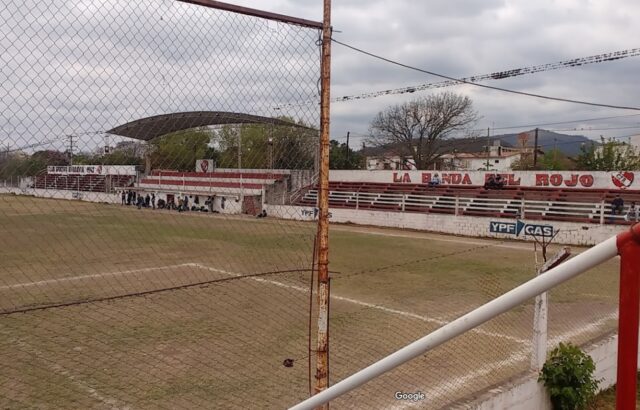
2,0,639,153
227,0,640,147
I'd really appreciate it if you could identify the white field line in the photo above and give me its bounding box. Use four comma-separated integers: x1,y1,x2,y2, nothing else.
189,263,529,345
11,337,128,410
389,310,619,410
0,263,195,291
332,226,543,252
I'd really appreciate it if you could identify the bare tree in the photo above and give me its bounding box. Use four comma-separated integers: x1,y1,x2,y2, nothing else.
367,92,479,169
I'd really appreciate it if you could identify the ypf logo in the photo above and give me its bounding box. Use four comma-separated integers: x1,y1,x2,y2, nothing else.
611,171,634,189
200,161,209,172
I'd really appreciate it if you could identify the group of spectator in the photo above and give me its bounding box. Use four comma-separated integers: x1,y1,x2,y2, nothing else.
483,174,505,190
428,173,506,189
611,195,639,222
121,190,229,213
121,190,155,209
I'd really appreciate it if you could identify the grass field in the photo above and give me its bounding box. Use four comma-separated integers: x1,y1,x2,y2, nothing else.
0,194,621,409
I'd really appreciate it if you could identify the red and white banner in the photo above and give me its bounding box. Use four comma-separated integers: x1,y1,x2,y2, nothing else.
330,170,639,190
47,165,137,175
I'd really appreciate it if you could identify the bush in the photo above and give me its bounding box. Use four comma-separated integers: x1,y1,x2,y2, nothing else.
539,342,600,410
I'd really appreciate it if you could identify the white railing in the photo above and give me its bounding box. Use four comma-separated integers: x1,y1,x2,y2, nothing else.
300,190,631,223
291,224,640,409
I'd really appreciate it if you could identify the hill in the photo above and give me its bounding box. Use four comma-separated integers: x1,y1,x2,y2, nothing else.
495,129,592,157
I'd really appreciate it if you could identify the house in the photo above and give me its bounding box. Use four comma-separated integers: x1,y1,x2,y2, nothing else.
363,138,539,171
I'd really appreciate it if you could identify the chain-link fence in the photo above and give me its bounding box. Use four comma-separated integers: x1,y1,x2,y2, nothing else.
2,1,625,409
299,235,620,409
1,1,323,408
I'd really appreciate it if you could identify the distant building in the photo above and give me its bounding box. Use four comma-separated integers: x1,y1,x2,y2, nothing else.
440,140,532,171
363,138,537,171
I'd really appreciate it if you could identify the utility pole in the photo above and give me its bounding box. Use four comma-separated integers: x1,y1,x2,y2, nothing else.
345,131,350,165
68,134,74,167
314,0,332,402
533,128,539,168
485,127,490,170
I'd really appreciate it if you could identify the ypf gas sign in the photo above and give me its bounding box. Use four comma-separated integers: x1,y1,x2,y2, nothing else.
489,220,554,238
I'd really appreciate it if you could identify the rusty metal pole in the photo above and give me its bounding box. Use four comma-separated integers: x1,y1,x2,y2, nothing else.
314,0,332,405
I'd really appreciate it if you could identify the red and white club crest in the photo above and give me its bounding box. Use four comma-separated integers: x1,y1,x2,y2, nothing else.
611,171,634,189
200,161,209,172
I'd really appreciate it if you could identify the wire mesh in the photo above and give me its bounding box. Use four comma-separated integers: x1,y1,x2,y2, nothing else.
318,233,620,409
1,1,320,408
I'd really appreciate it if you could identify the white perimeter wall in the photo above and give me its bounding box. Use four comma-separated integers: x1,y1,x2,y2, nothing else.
0,187,243,214
265,205,626,246
0,187,121,204
454,333,632,410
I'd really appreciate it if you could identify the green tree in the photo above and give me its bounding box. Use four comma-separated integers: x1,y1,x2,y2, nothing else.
538,148,573,170
149,128,216,171
213,120,316,170
329,139,363,169
576,137,640,171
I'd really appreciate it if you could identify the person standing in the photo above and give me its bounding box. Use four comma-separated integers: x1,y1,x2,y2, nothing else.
121,191,126,205
145,194,150,208
151,193,156,210
625,201,639,222
611,195,624,215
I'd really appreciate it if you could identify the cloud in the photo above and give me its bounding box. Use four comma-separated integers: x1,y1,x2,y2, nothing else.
2,0,639,154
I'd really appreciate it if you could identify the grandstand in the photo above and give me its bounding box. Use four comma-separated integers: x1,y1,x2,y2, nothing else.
33,172,135,193
137,169,288,196
295,181,640,225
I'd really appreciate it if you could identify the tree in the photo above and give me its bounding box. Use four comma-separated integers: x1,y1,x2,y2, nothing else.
213,120,316,170
367,92,478,170
149,128,216,171
576,137,640,171
329,139,363,169
538,149,573,170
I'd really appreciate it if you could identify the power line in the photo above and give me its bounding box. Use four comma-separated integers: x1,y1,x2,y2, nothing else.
332,113,640,142
549,125,640,133
331,39,640,111
328,47,640,104
488,113,640,131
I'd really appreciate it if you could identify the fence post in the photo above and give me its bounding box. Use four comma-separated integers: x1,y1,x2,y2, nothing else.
600,200,605,224
314,0,332,402
401,194,405,212
455,195,459,216
616,223,640,410
531,248,571,371
355,192,359,210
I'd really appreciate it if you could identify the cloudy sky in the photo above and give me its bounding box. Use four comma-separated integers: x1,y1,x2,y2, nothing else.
229,0,640,147
2,0,639,153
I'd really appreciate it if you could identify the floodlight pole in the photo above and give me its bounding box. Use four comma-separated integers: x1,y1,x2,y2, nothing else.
314,0,332,405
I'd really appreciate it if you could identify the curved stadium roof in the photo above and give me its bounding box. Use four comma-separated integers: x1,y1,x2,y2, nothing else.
106,111,312,141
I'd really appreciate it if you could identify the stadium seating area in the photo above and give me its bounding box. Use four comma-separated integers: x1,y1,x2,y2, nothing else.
34,173,134,193
137,170,288,195
296,182,640,225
